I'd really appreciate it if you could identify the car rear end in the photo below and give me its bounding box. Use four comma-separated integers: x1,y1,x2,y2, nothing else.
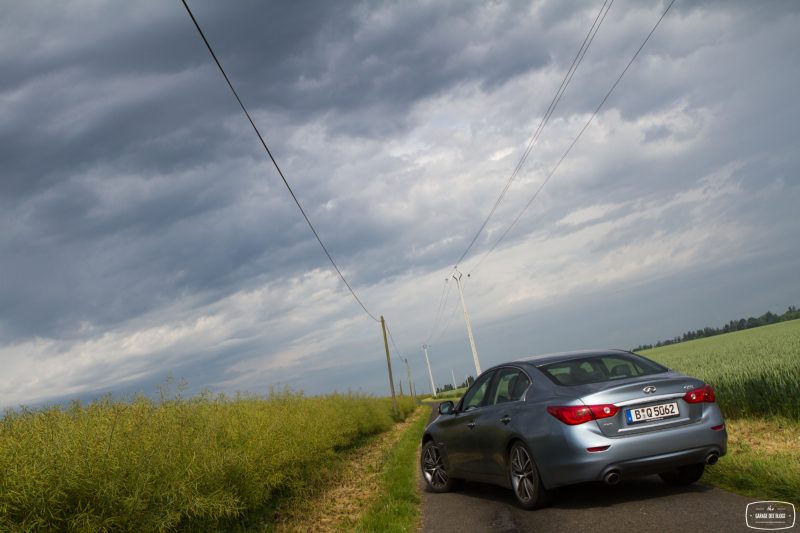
527,351,727,489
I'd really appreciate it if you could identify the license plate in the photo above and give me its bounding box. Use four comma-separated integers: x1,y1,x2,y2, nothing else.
625,402,679,424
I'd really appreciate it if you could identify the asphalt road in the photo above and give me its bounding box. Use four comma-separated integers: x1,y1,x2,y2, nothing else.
419,406,783,533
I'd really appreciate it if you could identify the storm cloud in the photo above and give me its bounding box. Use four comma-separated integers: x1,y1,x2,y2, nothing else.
1,0,798,408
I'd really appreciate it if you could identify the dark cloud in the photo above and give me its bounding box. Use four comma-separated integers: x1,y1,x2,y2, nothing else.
1,0,798,407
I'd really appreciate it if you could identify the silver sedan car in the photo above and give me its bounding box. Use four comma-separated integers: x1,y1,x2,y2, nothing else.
420,349,727,509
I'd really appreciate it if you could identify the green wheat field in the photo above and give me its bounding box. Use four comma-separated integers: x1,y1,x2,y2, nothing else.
640,319,800,419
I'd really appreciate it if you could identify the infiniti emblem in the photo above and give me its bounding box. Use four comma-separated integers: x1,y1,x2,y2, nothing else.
643,385,657,393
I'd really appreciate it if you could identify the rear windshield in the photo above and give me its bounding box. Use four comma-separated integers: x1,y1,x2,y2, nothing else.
536,353,668,386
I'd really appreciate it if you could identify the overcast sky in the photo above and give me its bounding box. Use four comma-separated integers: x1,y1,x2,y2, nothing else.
2,0,798,409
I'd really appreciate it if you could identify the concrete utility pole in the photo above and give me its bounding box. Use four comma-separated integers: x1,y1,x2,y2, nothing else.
452,269,482,376
422,344,437,398
380,316,399,415
401,357,416,401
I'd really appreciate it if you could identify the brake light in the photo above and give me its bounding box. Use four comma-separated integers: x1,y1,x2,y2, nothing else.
683,384,716,403
547,404,619,425
589,404,620,419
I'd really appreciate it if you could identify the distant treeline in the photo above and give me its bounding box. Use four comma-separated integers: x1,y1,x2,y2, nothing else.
633,306,800,352
436,376,474,394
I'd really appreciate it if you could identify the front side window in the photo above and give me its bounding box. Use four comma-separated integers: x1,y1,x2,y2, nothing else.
461,371,494,411
491,368,530,405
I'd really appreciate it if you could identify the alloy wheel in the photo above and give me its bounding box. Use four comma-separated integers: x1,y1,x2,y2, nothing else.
422,442,449,489
508,442,549,509
510,444,537,503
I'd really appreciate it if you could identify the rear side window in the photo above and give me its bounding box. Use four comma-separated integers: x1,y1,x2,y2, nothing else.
537,353,667,386
491,368,530,405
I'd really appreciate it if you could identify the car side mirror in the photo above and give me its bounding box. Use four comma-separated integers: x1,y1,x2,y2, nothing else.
438,401,455,415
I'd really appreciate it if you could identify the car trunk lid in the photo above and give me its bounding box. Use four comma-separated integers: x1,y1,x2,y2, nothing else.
573,373,706,437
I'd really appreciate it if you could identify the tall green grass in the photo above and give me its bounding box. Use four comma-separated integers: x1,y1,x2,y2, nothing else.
0,390,416,531
356,406,431,533
640,320,800,419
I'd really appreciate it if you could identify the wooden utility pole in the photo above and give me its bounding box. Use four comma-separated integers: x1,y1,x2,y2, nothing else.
381,316,399,416
402,357,416,401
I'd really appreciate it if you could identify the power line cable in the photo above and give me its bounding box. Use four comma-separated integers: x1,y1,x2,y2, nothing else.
428,279,449,337
424,277,452,346
468,0,675,275
426,1,612,352
386,324,410,370
454,0,614,267
386,324,402,359
430,288,462,345
180,0,378,323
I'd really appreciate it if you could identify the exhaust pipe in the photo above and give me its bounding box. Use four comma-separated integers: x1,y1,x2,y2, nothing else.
603,470,621,485
705,452,719,466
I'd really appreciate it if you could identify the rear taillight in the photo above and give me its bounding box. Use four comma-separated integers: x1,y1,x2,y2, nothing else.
547,404,619,425
683,384,716,403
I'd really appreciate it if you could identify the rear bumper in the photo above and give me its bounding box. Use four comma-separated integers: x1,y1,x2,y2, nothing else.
598,444,724,480
534,407,727,489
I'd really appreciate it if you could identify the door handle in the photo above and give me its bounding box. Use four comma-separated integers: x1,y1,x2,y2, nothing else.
500,415,511,424
467,421,476,429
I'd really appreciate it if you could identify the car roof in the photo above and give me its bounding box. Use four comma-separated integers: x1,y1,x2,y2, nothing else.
513,348,633,367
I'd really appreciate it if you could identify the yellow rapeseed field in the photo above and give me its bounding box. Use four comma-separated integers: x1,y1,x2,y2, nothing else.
0,390,415,531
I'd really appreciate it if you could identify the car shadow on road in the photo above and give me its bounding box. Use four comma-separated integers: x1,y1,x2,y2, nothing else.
547,477,715,510
424,476,714,510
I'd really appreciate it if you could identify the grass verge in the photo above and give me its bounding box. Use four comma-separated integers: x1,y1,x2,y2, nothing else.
355,405,431,533
640,322,800,501
272,405,425,532
705,416,800,505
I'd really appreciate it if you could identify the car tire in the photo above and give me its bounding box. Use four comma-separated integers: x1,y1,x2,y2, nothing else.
658,463,705,486
421,440,456,492
508,441,548,510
